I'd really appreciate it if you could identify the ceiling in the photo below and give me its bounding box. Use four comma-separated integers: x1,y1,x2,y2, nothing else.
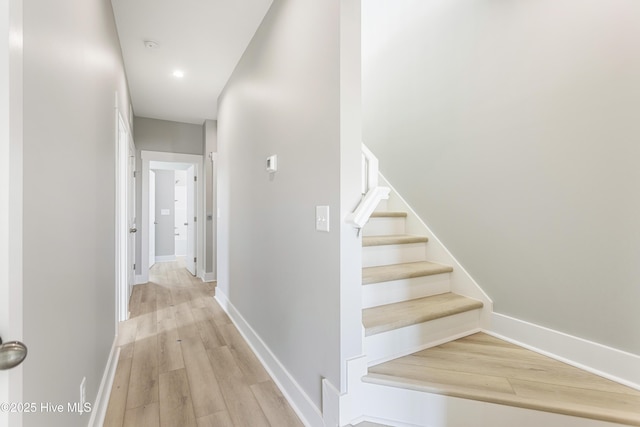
111,0,273,125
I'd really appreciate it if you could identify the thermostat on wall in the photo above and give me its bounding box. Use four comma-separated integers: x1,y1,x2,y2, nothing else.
266,155,278,173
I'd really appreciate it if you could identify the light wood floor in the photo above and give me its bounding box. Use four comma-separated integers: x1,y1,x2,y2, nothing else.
103,260,303,427
366,333,640,426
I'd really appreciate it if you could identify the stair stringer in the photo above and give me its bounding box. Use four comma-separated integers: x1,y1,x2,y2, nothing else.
376,174,493,329
340,354,628,427
356,379,628,427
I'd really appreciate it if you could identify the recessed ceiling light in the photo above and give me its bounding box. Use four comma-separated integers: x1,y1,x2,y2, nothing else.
172,70,185,79
143,40,159,49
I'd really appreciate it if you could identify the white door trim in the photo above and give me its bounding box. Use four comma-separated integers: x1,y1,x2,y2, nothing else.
0,0,24,424
115,106,133,323
149,170,156,268
140,150,204,283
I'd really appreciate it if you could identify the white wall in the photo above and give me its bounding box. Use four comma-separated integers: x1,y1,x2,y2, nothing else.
217,0,363,414
21,0,131,425
363,0,640,355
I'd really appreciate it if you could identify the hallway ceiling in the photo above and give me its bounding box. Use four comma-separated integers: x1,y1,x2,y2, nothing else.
111,0,272,125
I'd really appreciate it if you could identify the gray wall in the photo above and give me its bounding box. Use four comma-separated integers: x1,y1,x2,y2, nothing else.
21,0,132,424
363,0,640,355
154,170,176,257
217,0,346,410
133,117,204,274
134,116,204,155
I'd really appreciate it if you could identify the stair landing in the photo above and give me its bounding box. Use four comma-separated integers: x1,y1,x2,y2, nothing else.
364,333,640,426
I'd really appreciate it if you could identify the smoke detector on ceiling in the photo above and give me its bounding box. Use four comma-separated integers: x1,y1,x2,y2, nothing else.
143,40,159,49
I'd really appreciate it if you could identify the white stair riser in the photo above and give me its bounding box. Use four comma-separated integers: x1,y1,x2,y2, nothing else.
363,217,406,236
362,274,451,309
362,243,427,268
365,309,482,366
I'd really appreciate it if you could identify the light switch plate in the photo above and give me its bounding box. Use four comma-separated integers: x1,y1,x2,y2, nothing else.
316,206,330,232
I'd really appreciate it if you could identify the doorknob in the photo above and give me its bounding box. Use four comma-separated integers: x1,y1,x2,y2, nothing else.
0,337,27,370
129,227,137,233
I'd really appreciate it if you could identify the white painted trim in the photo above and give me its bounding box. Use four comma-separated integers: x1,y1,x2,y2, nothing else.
88,339,120,427
346,185,390,229
377,172,493,328
202,272,216,283
115,106,130,324
140,150,205,284
1,2,24,424
365,310,482,366
134,274,146,285
339,355,368,426
488,313,640,391
154,255,176,262
215,290,324,427
322,378,341,427
360,380,626,427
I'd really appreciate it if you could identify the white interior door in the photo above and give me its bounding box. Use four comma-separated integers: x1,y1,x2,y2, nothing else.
185,165,196,275
149,170,156,268
127,141,136,297
1,5,24,421
0,147,22,427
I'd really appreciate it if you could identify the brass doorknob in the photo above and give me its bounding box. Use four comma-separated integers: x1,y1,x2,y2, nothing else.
0,337,27,370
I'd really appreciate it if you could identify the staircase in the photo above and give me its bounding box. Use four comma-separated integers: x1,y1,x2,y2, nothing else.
360,202,486,366
346,149,640,427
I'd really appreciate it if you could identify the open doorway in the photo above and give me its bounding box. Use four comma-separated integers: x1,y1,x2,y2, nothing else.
139,151,204,283
148,161,196,276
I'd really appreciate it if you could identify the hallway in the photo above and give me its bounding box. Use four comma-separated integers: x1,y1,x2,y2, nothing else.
103,260,303,426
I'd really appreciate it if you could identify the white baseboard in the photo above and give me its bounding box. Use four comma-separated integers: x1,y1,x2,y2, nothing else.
214,291,324,427
202,272,216,283
488,313,640,391
135,274,146,285
339,355,369,426
88,339,120,427
322,379,341,427
155,255,176,262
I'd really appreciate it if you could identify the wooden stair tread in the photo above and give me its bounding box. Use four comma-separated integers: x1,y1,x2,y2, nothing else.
362,293,483,336
362,234,428,247
364,333,640,426
370,211,408,218
363,261,453,285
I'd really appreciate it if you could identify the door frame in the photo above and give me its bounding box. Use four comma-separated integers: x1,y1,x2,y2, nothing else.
115,107,134,323
149,170,156,268
140,150,204,283
0,0,24,424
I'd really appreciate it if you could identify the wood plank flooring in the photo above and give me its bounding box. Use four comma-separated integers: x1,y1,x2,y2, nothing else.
103,260,303,427
365,333,640,426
